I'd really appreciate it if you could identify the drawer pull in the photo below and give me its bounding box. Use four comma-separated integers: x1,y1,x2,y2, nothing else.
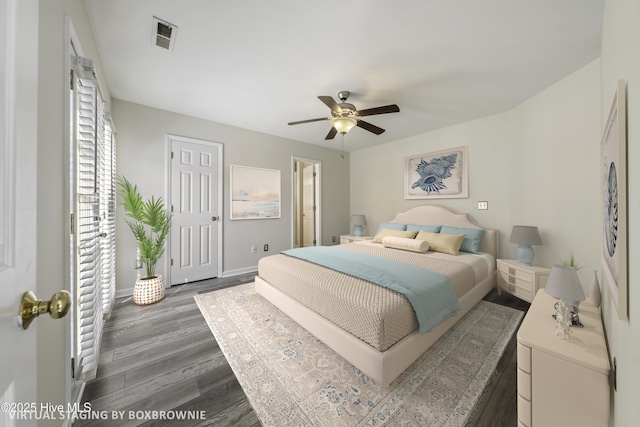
509,276,516,284
509,267,516,275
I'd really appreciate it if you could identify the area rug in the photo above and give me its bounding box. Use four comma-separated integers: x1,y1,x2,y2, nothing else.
195,283,523,427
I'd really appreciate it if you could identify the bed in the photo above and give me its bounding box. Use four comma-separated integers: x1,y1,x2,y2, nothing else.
255,205,499,388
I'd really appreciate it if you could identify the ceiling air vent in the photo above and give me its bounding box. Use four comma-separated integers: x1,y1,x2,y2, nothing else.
152,16,177,52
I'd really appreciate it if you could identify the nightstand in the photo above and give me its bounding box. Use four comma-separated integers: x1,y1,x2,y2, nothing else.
517,290,609,427
497,259,550,303
340,235,372,244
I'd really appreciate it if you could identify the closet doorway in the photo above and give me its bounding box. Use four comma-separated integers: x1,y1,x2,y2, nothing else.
292,157,321,248
168,135,223,285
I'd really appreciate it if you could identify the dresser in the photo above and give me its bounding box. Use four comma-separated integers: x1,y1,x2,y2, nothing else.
497,259,550,302
517,290,610,427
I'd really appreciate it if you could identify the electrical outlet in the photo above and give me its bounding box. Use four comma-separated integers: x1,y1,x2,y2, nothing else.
332,236,337,243
264,244,269,251
477,201,489,210
251,245,257,253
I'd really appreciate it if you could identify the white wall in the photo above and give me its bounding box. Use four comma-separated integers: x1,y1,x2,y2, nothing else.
113,100,350,294
351,60,601,282
601,0,640,425
507,60,602,272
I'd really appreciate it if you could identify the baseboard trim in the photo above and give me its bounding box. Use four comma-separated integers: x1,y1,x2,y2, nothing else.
220,266,258,278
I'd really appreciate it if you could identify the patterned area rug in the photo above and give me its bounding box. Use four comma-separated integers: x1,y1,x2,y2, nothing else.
195,283,523,427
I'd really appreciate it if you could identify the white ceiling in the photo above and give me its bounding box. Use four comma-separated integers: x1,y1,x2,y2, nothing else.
83,0,603,152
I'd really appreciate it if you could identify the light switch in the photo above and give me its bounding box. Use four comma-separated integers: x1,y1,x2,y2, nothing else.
477,201,488,210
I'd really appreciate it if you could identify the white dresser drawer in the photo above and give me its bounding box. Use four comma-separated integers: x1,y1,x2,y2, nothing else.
517,394,531,426
517,343,531,373
517,368,531,400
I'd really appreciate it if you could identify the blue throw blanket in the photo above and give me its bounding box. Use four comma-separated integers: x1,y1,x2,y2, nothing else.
282,246,461,333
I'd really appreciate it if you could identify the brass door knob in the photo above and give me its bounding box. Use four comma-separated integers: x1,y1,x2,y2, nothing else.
20,290,71,330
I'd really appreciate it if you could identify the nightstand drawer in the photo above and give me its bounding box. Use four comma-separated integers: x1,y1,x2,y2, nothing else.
498,273,534,301
496,260,550,303
500,263,535,282
340,235,372,244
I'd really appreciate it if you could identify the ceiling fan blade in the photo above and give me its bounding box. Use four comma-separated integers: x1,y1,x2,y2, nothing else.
325,127,338,140
356,119,385,135
355,104,400,117
288,117,328,126
318,96,342,114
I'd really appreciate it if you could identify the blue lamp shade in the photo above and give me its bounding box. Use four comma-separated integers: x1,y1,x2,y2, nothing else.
509,225,542,266
350,214,367,236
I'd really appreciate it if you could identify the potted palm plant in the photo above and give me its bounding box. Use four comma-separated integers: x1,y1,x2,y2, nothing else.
117,176,171,305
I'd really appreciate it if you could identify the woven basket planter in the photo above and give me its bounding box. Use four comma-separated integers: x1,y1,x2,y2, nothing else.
133,274,165,305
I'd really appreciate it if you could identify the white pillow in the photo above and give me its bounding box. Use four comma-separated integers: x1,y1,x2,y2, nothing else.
382,236,429,253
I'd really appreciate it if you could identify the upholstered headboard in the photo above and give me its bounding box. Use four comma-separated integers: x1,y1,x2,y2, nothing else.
387,205,499,258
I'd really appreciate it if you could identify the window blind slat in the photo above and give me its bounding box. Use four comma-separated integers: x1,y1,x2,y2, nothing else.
71,55,116,382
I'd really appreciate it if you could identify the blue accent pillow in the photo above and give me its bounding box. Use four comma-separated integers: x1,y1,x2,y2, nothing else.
375,222,407,235
440,226,485,254
406,224,442,233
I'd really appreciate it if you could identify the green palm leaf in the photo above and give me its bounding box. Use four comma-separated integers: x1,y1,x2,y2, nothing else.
117,176,172,279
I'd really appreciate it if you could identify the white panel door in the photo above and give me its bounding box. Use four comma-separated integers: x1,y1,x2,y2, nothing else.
0,0,38,424
302,164,316,247
170,137,221,285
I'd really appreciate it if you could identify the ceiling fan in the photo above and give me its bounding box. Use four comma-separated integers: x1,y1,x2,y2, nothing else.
288,91,400,140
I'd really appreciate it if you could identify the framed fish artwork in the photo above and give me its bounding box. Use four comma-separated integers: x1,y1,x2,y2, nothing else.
404,146,468,199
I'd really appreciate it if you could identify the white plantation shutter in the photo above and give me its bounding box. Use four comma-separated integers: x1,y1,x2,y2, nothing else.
100,114,116,316
70,56,115,381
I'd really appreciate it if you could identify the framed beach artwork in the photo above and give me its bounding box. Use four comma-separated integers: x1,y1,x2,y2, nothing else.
230,165,281,220
601,79,628,321
405,146,468,199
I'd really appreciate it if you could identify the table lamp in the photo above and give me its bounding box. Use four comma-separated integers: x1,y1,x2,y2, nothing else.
350,214,367,236
509,225,542,266
544,265,586,339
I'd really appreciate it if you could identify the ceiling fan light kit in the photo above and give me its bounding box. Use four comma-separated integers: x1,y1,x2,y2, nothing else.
288,91,400,141
332,117,357,134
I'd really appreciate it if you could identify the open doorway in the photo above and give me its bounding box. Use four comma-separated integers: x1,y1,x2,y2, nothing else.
292,157,321,247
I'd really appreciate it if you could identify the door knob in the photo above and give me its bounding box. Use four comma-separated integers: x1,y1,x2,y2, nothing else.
211,216,219,221
20,290,71,330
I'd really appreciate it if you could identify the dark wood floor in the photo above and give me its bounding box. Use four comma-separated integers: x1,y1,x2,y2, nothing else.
75,275,529,427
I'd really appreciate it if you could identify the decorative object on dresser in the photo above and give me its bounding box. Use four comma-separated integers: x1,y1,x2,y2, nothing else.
601,79,628,321
544,265,586,339
350,214,367,236
497,259,550,303
509,225,542,266
517,290,609,427
117,176,172,305
588,270,602,307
